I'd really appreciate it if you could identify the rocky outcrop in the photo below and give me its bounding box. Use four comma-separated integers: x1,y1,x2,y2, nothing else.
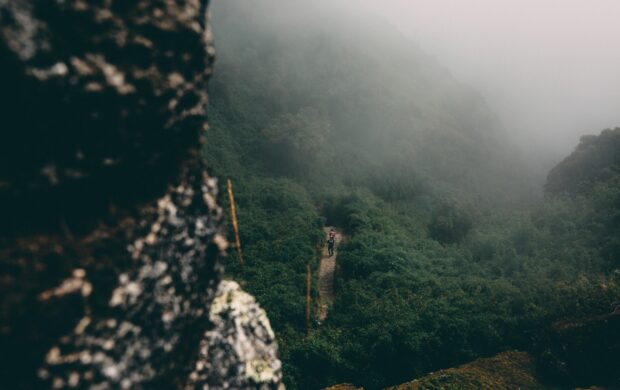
0,0,282,388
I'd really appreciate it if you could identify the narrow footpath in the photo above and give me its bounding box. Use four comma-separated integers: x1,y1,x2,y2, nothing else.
317,227,343,322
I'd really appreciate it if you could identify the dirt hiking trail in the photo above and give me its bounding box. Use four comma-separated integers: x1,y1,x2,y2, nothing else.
317,227,343,321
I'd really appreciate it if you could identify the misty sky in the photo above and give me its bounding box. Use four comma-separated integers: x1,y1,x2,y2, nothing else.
361,0,620,167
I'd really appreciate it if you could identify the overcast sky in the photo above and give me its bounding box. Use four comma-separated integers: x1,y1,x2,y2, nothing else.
360,0,620,167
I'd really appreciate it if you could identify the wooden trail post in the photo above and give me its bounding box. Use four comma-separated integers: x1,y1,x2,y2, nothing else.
306,264,311,337
227,179,244,273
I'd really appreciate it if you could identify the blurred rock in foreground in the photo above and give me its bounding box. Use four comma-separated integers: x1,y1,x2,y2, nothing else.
0,0,282,388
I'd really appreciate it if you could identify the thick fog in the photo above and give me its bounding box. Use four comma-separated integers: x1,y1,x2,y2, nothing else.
360,0,620,169
212,0,620,173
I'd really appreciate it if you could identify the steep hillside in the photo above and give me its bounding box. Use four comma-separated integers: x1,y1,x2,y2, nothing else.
208,0,534,205
545,128,620,268
205,1,620,389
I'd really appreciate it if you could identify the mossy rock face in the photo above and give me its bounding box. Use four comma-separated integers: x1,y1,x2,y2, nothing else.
388,351,547,390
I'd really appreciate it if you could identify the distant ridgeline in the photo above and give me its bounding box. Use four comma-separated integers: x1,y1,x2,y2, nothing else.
545,128,620,269
206,1,620,389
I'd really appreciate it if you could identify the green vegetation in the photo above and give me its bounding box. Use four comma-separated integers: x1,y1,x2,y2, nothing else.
206,1,620,388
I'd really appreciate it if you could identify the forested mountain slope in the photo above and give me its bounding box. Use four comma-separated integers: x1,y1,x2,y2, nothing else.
205,1,620,389
545,128,620,268
208,0,534,204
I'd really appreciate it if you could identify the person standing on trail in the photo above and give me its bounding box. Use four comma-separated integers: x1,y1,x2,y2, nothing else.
327,229,336,257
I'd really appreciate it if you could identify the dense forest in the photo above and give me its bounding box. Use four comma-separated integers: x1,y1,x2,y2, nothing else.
206,1,620,388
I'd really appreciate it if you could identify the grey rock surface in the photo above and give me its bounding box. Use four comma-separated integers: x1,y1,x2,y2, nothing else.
189,280,284,390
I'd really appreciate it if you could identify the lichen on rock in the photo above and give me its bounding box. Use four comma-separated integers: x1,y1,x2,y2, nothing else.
188,280,284,389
